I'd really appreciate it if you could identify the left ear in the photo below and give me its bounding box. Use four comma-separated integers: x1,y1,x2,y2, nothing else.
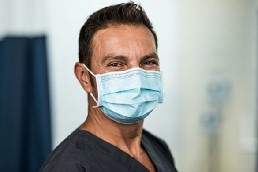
74,62,93,93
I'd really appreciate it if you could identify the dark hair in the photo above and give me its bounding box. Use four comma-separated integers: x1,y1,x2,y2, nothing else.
78,2,158,68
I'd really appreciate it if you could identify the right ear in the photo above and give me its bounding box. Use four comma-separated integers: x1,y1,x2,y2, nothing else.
74,62,93,93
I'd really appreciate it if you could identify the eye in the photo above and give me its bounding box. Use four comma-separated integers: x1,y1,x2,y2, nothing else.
107,62,124,67
103,56,128,71
140,58,160,70
143,60,159,66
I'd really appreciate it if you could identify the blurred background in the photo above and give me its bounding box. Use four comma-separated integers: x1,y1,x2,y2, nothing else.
0,0,257,172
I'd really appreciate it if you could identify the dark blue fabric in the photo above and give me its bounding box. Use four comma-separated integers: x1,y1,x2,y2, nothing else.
0,36,52,172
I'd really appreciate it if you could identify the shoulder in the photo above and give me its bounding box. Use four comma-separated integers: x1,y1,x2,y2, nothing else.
142,129,176,167
40,129,91,172
142,129,171,153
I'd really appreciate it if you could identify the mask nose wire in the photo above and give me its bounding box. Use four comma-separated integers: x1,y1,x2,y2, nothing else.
81,63,98,107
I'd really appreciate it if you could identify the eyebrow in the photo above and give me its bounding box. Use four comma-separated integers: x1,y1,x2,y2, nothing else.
142,52,159,59
101,55,128,64
101,52,159,64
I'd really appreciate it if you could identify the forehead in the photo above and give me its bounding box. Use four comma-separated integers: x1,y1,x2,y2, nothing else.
91,24,156,59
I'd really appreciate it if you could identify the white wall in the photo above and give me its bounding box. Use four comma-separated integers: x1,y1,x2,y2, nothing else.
0,0,48,37
179,0,257,171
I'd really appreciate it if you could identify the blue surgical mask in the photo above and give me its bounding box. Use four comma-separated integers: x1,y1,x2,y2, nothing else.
83,64,163,124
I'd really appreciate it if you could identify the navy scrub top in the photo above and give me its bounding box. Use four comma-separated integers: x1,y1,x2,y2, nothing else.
40,128,178,172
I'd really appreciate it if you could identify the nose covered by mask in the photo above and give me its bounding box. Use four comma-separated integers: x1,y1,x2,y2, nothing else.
82,64,164,124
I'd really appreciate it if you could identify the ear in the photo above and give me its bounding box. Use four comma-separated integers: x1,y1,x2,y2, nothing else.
74,62,93,93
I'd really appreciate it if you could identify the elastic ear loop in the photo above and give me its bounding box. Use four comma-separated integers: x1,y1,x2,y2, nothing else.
82,63,98,108
89,93,98,108
82,64,95,76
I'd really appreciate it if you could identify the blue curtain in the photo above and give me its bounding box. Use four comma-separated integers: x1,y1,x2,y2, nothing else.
0,36,52,172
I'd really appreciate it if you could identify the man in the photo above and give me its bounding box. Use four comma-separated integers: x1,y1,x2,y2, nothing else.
40,2,177,172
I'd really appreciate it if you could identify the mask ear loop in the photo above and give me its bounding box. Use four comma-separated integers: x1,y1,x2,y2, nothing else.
82,63,98,108
89,93,98,108
82,64,95,76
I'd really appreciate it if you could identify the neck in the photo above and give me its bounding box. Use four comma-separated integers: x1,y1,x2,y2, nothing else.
80,99,144,159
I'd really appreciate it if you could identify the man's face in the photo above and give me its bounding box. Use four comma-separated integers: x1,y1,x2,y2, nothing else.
89,24,159,94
